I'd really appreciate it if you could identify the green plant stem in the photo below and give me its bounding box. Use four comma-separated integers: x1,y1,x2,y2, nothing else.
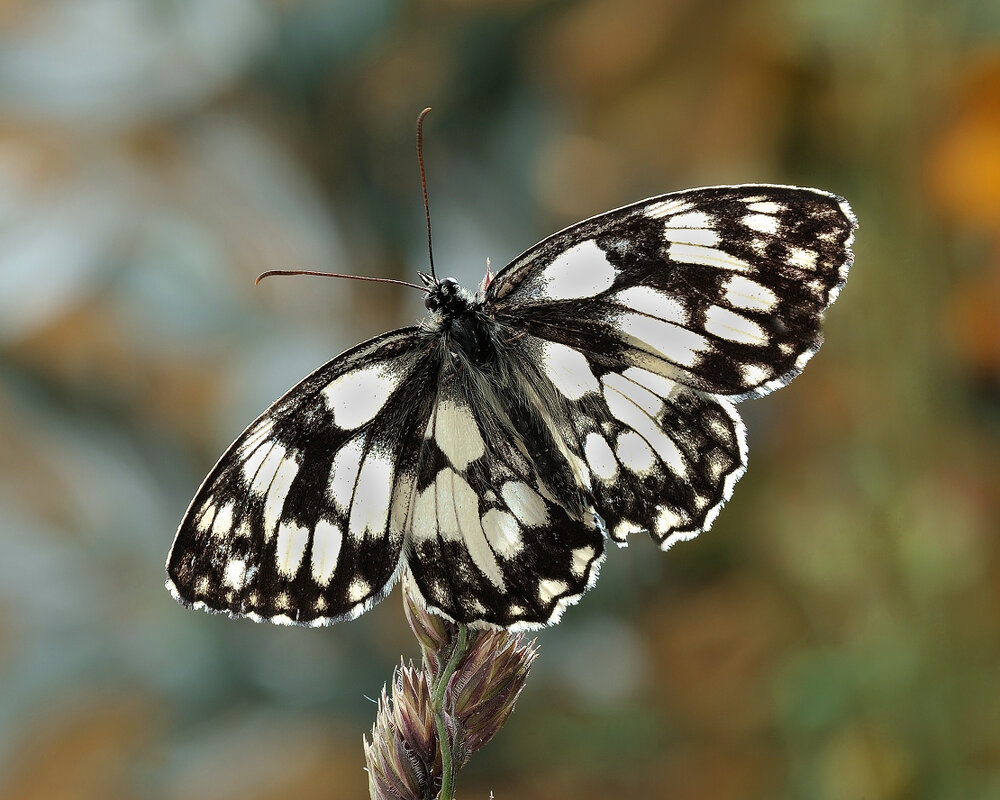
433,624,469,800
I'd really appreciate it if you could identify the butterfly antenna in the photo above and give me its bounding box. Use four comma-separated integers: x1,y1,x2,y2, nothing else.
417,107,436,280
255,269,428,293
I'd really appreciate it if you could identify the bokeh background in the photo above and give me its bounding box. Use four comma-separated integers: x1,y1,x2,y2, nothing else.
1,1,999,798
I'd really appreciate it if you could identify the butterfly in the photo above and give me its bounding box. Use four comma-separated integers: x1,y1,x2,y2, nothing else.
167,180,856,630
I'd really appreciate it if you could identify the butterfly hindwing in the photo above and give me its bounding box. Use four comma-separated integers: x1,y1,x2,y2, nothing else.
167,328,435,626
489,184,856,399
404,343,606,628
519,333,748,546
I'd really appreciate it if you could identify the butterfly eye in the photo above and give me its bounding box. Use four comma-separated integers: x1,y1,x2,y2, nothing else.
441,278,459,294
424,293,441,311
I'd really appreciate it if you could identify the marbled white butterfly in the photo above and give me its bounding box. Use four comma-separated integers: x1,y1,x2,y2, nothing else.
167,116,856,630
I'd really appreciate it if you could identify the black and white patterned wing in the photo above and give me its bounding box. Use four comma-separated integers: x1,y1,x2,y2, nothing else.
485,185,855,544
400,358,606,629
167,328,436,626
489,184,856,399
515,336,748,546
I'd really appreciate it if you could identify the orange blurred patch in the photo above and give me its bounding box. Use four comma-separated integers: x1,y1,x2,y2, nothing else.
821,724,913,800
927,53,1000,228
643,575,799,736
496,739,781,800
0,694,158,800
646,740,782,800
164,719,368,800
10,298,225,445
531,0,685,97
943,246,1000,376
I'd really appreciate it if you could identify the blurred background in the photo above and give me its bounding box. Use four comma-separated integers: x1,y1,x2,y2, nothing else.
0,1,998,798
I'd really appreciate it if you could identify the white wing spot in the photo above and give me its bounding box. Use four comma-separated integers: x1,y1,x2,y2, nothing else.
410,482,437,543
430,580,450,604
539,240,617,300
621,366,678,400
223,559,246,589
645,199,692,218
787,246,818,270
741,363,770,386
311,518,343,586
242,441,271,487
807,278,826,296
434,399,486,470
746,200,784,214
349,450,393,542
501,481,549,527
196,501,217,534
584,432,618,482
663,218,721,247
482,508,523,557
615,311,708,369
263,455,299,539
743,213,779,235
432,468,469,543
614,520,643,540
239,418,274,457
605,384,688,478
389,469,416,537
431,468,505,587
211,503,234,538
250,443,287,497
603,372,663,417
704,305,766,345
616,431,657,474
706,416,730,442
611,285,688,325
348,578,370,604
655,505,685,535
706,452,730,482
328,437,364,515
569,451,593,491
540,340,600,400
722,275,779,312
322,363,402,430
539,579,569,604
275,521,309,578
664,210,711,228
571,546,596,578
667,242,751,273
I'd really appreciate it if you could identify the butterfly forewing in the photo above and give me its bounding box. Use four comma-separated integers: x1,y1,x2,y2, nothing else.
168,328,436,626
488,185,856,399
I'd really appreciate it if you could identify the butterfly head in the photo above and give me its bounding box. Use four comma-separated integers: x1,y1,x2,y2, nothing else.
421,275,473,316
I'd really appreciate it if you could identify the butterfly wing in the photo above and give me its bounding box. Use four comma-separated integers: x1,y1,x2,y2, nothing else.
488,184,856,398
167,328,437,626
484,185,855,544
401,353,606,629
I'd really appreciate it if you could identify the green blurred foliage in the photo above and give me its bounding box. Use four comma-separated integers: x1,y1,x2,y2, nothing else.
1,1,999,798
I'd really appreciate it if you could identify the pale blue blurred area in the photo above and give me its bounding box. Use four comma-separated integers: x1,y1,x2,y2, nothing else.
0,1,272,125
0,0,998,798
